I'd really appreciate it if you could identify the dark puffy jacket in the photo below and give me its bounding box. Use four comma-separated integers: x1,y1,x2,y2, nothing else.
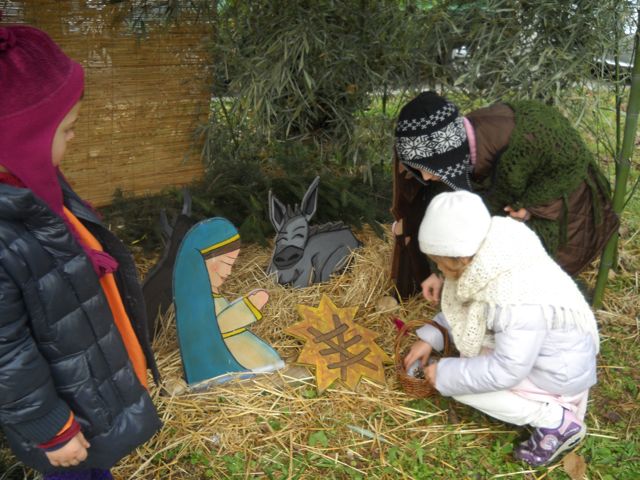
0,178,161,473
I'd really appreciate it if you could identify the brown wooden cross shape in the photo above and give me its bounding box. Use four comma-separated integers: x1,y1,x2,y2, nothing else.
307,314,379,381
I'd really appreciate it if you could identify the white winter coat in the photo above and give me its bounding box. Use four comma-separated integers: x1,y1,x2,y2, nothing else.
417,217,599,398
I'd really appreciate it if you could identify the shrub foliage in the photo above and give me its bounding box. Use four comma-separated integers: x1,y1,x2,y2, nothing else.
103,1,634,250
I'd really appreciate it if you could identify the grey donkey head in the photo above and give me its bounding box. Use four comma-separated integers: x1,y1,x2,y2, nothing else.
268,176,320,271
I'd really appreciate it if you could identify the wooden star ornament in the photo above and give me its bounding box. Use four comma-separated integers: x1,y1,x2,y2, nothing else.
286,295,391,393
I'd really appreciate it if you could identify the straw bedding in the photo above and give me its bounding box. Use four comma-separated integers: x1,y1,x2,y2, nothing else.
114,226,459,478
110,225,639,478
3,224,636,478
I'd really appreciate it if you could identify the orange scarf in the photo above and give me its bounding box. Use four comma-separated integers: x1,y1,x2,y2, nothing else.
63,207,148,388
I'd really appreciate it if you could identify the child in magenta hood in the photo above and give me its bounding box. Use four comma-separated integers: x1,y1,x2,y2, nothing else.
0,25,160,478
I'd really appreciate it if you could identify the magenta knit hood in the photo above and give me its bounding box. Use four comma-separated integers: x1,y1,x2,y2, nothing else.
0,25,117,276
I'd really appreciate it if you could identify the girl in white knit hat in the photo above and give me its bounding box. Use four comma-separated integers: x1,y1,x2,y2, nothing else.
403,191,599,467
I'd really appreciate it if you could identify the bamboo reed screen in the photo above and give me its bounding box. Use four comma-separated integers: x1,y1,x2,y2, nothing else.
1,1,209,206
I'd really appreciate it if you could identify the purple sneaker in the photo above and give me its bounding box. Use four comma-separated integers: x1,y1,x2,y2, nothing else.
514,409,586,467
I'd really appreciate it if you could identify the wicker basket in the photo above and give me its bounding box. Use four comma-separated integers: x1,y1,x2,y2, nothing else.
395,318,453,398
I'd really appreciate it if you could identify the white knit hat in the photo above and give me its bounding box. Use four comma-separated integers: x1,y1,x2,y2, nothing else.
418,191,491,257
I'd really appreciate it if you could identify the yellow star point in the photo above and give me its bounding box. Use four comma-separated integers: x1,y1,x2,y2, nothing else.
286,295,390,393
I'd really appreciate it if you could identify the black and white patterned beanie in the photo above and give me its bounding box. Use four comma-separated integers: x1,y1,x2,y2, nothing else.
395,92,471,191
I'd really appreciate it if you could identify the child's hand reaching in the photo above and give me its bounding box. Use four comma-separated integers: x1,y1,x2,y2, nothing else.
403,340,433,371
504,205,531,222
421,274,443,304
45,432,90,467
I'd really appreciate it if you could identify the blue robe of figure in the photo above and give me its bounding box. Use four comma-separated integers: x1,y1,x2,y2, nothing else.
173,217,283,386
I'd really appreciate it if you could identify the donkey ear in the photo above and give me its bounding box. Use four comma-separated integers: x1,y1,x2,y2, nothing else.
269,190,287,231
300,176,320,221
181,188,192,217
159,209,172,243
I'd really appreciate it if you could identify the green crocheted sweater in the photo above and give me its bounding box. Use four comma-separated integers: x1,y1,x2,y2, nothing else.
478,100,608,254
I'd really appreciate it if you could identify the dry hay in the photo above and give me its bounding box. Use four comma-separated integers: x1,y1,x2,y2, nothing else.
1,222,635,478
89,221,640,478
112,226,475,479
110,224,640,479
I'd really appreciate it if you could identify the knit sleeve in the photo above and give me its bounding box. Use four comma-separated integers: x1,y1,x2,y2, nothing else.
37,414,81,451
0,263,71,444
490,130,543,211
526,216,560,256
490,101,590,211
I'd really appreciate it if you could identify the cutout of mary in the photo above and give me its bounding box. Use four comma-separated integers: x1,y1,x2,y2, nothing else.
173,217,284,386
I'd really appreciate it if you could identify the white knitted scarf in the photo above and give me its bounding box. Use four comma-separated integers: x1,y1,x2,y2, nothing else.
441,217,599,358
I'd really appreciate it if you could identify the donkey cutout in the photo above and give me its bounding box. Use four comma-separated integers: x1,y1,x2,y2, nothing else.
268,177,361,288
